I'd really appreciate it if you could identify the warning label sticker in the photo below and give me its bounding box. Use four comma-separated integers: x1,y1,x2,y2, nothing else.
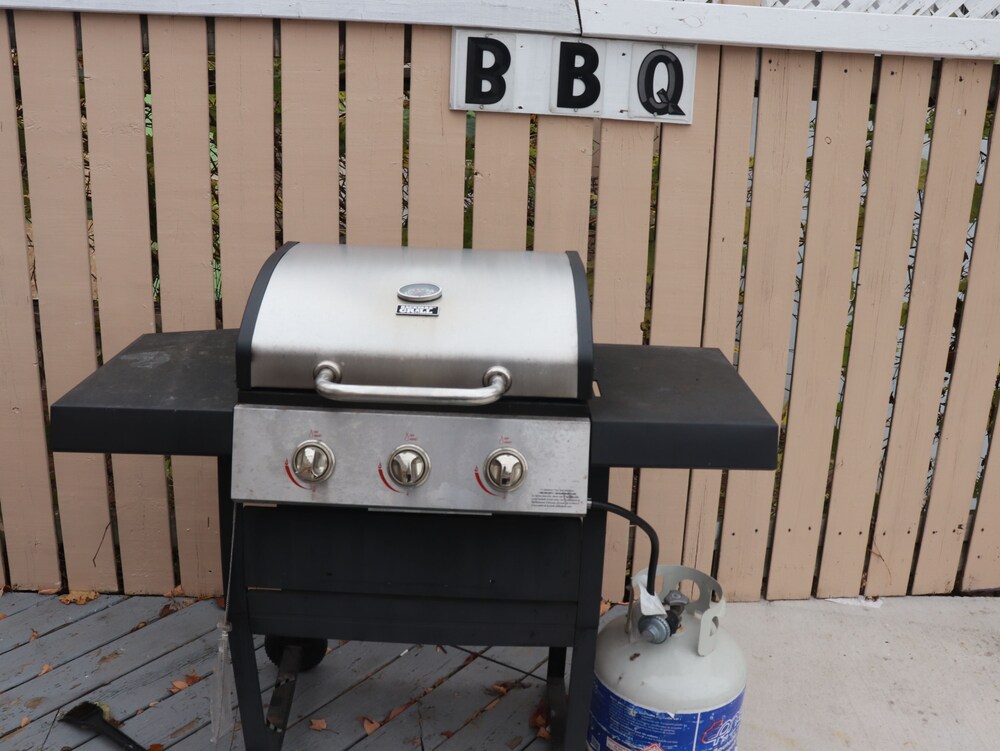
587,676,743,751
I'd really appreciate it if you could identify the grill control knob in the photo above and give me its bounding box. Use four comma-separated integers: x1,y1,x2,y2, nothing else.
388,445,430,487
291,440,335,483
485,449,527,492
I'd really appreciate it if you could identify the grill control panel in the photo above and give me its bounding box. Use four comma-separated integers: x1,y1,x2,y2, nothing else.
231,405,590,516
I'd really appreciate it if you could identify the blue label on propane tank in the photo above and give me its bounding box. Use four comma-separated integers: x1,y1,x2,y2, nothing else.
587,676,743,751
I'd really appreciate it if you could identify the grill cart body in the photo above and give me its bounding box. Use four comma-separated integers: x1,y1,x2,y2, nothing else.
51,244,777,751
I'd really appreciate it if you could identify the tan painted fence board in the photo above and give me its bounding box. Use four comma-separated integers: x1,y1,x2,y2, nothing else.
591,119,657,600
82,13,173,594
964,433,1000,591
16,10,117,591
816,55,933,598
767,53,875,600
634,46,722,576
717,49,815,601
684,44,758,577
533,116,593,254
911,116,1000,594
280,20,340,244
407,25,467,249
471,112,530,250
0,12,60,591
148,15,222,596
216,16,275,327
865,59,992,596
344,22,403,246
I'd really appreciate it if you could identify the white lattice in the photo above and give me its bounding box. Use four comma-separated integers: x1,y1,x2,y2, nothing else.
765,0,1000,18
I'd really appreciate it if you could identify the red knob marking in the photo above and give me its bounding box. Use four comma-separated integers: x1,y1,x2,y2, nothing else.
284,459,307,490
474,466,499,496
378,463,402,493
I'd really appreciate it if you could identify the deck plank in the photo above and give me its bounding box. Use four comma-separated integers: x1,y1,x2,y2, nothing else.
0,599,216,736
0,593,56,620
0,597,170,696
2,610,232,750
0,595,124,656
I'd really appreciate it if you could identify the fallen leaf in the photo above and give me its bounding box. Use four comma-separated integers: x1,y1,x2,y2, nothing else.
158,603,176,618
339,639,349,646
325,646,333,655
169,679,189,693
387,700,413,721
184,673,202,686
537,726,552,741
361,717,381,735
599,600,613,617
529,698,549,728
0,614,6,620
484,697,501,712
37,664,52,676
148,701,158,707
440,730,455,739
30,629,39,642
149,744,165,751
59,590,99,606
309,718,327,731
182,599,194,608
491,681,519,696
130,621,148,633
19,717,29,728
163,585,185,598
214,597,226,609
462,653,476,666
435,645,446,653
38,587,60,595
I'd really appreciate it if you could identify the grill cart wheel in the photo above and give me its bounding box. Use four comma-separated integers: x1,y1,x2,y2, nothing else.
264,635,329,672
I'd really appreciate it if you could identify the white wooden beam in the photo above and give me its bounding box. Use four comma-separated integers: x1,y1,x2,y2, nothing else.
0,0,582,34
578,0,1000,60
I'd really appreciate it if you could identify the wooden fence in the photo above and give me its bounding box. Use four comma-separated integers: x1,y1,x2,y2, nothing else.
0,9,997,602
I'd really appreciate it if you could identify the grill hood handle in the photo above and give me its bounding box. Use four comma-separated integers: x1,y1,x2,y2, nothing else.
314,361,512,406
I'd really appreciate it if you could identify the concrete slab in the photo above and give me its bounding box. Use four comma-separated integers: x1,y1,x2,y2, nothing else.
727,596,1000,750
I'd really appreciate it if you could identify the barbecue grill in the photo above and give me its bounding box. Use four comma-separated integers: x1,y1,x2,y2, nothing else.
49,242,778,751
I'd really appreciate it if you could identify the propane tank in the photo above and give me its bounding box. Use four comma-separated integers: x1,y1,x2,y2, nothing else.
588,565,746,751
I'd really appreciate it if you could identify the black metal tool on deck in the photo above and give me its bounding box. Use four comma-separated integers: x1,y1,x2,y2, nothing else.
60,702,145,751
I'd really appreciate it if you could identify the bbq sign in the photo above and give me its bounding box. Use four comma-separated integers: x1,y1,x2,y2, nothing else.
450,29,696,125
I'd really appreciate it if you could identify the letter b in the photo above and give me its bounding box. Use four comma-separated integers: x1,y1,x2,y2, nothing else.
556,42,601,109
465,37,511,105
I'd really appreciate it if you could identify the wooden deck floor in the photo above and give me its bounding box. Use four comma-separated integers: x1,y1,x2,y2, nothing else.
0,593,557,750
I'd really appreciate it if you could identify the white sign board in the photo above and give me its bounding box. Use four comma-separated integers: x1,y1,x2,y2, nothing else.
450,29,697,125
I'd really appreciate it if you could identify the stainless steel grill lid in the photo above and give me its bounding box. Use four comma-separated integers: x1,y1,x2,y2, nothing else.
236,243,593,402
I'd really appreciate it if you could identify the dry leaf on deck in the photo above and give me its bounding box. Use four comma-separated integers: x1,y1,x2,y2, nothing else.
361,717,381,735
184,673,202,686
387,701,413,721
309,718,328,731
537,726,552,740
19,717,29,728
29,629,39,642
491,681,519,696
169,679,189,694
484,698,501,712
149,744,165,751
0,614,6,620
59,591,99,606
529,698,549,728
158,604,177,618
163,585,185,598
38,587,60,595
37,664,52,677
214,597,226,609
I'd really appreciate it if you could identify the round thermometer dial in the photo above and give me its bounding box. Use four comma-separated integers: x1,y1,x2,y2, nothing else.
397,283,442,302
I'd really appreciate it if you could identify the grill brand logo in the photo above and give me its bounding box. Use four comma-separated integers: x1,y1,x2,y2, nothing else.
396,304,439,317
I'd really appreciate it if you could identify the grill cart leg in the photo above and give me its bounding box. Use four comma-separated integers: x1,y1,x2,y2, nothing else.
562,468,609,751
219,460,281,751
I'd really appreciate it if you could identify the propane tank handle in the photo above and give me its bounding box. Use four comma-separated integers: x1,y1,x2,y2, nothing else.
631,564,726,657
